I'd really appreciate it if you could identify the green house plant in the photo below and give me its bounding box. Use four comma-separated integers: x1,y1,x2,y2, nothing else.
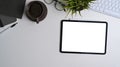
61,0,95,15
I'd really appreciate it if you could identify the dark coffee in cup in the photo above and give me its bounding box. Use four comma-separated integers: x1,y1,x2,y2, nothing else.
26,1,47,23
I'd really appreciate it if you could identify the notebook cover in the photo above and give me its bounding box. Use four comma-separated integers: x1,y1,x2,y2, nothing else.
0,0,26,18
0,15,16,27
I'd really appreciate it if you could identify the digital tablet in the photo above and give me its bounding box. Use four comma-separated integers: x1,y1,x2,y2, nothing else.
60,20,108,54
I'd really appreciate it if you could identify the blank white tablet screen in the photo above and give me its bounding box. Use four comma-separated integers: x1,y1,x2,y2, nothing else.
61,21,107,54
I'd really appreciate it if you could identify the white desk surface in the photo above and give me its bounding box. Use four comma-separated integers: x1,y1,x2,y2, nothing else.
1,0,120,67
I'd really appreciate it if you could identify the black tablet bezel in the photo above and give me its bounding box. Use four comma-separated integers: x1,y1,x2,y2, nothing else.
60,20,108,55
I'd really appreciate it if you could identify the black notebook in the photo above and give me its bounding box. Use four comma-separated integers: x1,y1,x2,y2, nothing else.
0,15,16,27
0,0,26,18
